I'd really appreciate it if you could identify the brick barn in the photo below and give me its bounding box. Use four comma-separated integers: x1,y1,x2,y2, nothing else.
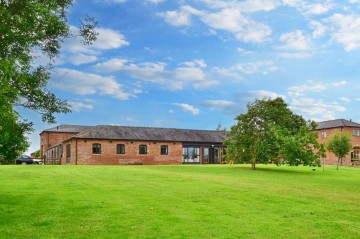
316,119,360,166
40,125,227,165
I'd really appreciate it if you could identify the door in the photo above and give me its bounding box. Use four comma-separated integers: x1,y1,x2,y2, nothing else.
66,144,71,164
209,147,215,164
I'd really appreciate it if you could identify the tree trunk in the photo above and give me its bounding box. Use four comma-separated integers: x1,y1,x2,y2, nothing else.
251,155,256,170
336,157,340,170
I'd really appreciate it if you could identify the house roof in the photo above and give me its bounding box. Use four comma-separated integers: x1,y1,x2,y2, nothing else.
316,119,360,130
72,125,227,144
41,124,92,133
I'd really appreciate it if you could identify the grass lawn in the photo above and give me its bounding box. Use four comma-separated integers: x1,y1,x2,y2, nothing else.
0,164,360,239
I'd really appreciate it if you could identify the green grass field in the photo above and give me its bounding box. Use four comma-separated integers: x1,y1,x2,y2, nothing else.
1,164,359,239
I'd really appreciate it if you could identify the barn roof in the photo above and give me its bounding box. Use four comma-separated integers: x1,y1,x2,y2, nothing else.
41,124,92,133
72,125,227,143
316,119,360,130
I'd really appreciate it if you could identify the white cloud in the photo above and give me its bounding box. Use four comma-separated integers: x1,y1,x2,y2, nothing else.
63,26,129,55
58,26,129,66
213,60,278,80
236,47,253,55
203,100,236,110
95,0,127,3
50,68,137,100
279,30,312,51
339,97,351,102
249,90,285,100
332,81,347,86
68,101,94,112
68,54,98,65
277,52,312,59
199,0,280,12
282,0,334,15
201,8,271,43
157,5,202,26
288,81,347,96
173,103,200,115
236,0,280,12
202,100,238,115
309,20,328,39
146,0,166,4
288,83,327,97
93,58,218,90
327,13,360,51
290,98,346,119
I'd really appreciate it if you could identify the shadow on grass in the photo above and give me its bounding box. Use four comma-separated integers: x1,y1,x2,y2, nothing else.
232,164,321,175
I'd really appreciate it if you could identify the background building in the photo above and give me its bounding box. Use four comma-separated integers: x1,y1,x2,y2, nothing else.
316,119,360,166
40,125,226,165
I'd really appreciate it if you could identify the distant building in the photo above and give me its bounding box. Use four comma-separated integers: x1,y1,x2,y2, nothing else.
316,119,360,166
40,125,226,165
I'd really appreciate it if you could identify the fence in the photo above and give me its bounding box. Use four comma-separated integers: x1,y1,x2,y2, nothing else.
0,160,15,165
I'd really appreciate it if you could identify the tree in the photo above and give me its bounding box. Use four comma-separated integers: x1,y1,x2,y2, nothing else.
0,108,31,161
215,122,227,131
0,1,97,160
327,132,352,170
271,124,326,167
225,97,324,170
32,149,41,159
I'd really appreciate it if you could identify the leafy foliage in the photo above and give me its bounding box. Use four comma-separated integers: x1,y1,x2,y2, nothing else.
225,97,325,169
0,107,31,161
272,125,326,166
327,132,352,170
0,0,97,160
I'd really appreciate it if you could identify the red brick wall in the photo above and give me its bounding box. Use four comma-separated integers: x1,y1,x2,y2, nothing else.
65,139,184,165
40,132,79,158
317,127,360,166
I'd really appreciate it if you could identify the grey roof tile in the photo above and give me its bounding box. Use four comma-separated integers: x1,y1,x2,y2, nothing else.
72,125,226,143
42,124,92,133
316,119,360,130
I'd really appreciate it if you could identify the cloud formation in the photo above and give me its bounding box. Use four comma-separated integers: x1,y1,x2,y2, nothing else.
93,58,218,90
173,103,200,115
50,68,137,100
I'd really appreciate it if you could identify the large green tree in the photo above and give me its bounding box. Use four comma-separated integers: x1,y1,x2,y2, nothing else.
225,97,325,169
271,124,326,167
0,1,97,160
327,131,352,170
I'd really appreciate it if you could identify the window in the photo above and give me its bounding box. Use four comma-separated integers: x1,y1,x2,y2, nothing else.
353,129,360,136
182,147,200,163
117,144,125,154
204,148,209,163
352,150,360,160
92,143,101,154
160,145,168,155
139,145,147,154
321,131,327,139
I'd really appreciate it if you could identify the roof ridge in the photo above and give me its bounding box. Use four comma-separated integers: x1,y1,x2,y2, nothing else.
93,124,223,132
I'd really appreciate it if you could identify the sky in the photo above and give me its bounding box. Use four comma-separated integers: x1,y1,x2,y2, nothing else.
21,0,360,154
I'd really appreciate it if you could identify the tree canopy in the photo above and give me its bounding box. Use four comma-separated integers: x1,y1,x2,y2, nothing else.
327,131,352,170
225,97,325,169
0,0,97,160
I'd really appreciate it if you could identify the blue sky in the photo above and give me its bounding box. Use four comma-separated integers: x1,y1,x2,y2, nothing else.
22,0,360,154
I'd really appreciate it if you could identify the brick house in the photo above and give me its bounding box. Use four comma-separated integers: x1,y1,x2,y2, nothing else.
40,125,226,165
316,119,360,166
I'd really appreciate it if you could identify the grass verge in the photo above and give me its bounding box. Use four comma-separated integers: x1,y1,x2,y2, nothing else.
0,164,359,238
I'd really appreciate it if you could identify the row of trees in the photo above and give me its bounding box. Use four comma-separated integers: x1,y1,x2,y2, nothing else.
0,1,97,160
225,97,352,170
